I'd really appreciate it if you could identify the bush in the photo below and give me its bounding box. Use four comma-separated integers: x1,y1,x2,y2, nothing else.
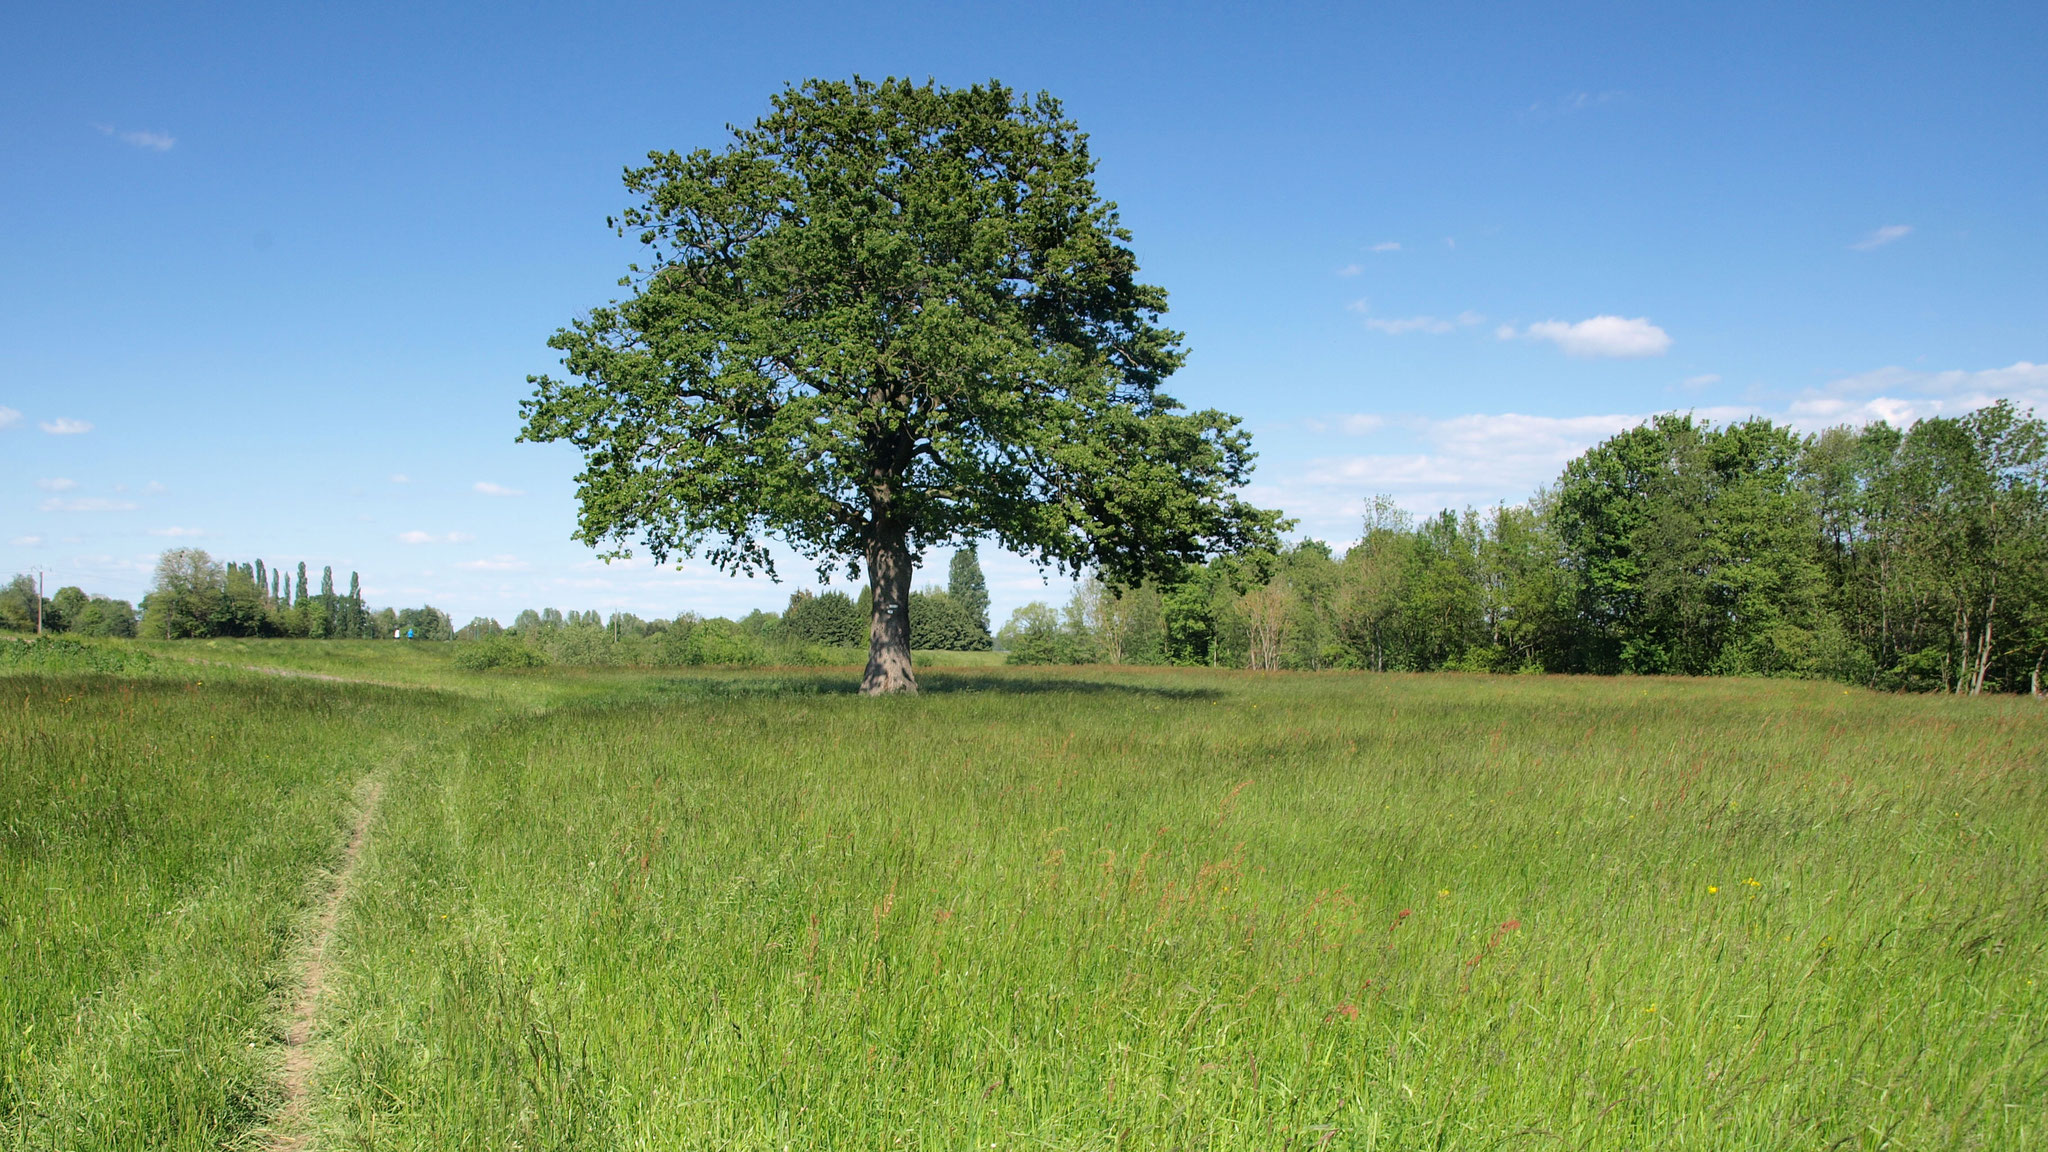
0,637,156,673
452,637,549,670
910,589,992,651
999,603,1095,665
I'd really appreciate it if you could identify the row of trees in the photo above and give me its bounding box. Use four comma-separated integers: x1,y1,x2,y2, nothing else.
1004,402,2048,695
0,575,138,637
138,549,392,639
450,547,998,667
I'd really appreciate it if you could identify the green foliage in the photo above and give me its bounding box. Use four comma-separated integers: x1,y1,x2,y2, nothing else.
394,606,452,640
783,589,866,647
451,636,548,670
947,547,992,635
998,601,1096,664
909,588,991,651
520,76,1283,689
1070,401,2047,692
0,637,155,673
0,575,47,633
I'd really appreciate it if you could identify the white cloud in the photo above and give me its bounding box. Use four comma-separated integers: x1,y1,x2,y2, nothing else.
458,555,531,571
11,536,44,547
1340,414,1385,434
40,417,92,435
1850,224,1911,251
40,497,138,512
397,530,437,545
1517,315,1671,358
97,124,175,152
0,407,19,429
1369,241,1401,252
448,531,476,543
148,526,205,537
390,473,411,484
35,478,78,491
1335,264,1363,277
1681,373,1722,389
1786,361,2048,428
473,481,525,497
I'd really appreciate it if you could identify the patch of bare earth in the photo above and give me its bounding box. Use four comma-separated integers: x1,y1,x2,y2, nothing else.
266,780,382,1151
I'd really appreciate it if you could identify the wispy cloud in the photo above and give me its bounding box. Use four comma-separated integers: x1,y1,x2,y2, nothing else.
1681,373,1722,389
11,536,44,547
1335,264,1363,277
389,473,411,484
35,478,77,491
96,124,175,152
1510,315,1671,358
40,417,92,435
1787,361,2048,427
1357,309,1484,336
1523,91,1623,119
398,530,474,545
1369,241,1401,253
40,496,138,512
473,481,524,497
0,407,19,429
148,526,206,537
457,555,531,571
1271,359,2047,541
1850,224,1912,251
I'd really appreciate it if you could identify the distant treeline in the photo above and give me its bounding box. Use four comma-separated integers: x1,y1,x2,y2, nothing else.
0,576,137,637
451,548,995,668
0,549,453,642
131,549,455,640
1003,401,2048,696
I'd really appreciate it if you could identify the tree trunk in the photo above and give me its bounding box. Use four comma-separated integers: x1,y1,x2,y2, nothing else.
862,531,918,695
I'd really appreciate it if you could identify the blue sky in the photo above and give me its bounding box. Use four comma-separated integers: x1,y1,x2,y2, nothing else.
4,1,2044,626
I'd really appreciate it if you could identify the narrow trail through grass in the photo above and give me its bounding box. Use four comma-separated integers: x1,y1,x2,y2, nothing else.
267,778,384,1152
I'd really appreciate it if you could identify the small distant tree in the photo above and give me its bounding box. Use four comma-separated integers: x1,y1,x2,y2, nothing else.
0,575,46,633
949,547,993,638
521,77,1281,693
142,549,227,638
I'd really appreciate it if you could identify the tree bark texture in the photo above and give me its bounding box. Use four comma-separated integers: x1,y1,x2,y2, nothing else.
862,532,918,695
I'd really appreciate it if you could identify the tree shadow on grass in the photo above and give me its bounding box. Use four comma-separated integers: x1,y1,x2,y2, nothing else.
632,669,1223,702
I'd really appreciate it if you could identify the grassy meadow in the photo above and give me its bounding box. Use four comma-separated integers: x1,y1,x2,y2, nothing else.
2,645,2043,1149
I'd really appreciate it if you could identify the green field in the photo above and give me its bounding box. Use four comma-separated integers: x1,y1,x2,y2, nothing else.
3,644,2043,1149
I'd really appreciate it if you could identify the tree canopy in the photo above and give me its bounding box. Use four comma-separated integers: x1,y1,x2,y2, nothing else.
520,76,1282,691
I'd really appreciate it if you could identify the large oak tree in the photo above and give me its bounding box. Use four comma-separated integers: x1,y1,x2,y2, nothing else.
522,77,1282,692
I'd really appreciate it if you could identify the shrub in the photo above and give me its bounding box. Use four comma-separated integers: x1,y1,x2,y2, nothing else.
0,637,155,673
452,637,548,670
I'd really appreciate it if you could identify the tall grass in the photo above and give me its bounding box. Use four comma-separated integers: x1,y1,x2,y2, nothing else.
0,667,461,1149
307,668,2046,1150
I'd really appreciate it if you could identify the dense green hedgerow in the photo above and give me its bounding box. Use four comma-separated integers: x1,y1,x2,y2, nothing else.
451,637,549,670
0,637,155,674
